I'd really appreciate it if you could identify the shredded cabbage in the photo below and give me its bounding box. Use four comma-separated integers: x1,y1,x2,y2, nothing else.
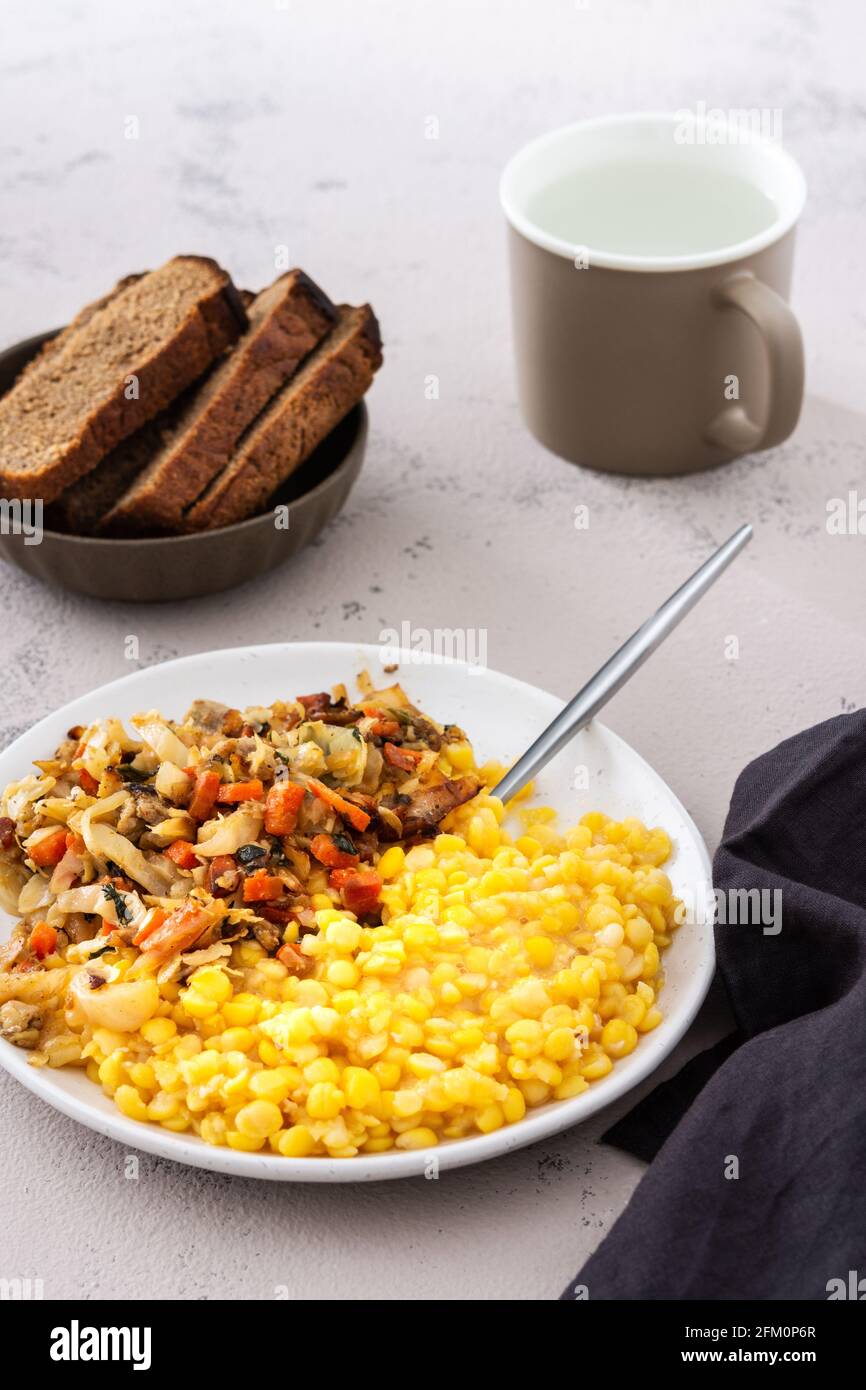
18,873,54,915
0,859,29,915
195,805,264,857
52,882,148,932
154,762,192,802
75,718,139,783
147,814,196,845
80,791,174,895
131,714,191,769
3,774,56,823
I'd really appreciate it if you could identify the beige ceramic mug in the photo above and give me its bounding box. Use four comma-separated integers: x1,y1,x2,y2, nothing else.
500,113,807,476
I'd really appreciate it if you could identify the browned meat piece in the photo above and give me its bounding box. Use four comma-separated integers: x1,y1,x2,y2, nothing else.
221,708,245,737
297,692,330,714
252,919,282,953
401,714,442,750
351,830,379,862
297,692,361,726
63,913,101,945
397,777,480,837
115,785,176,839
184,699,230,733
320,706,363,727
0,999,43,1047
0,817,16,850
129,785,178,825
115,797,144,838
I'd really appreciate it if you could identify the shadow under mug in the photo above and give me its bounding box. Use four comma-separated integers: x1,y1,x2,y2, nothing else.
500,113,807,477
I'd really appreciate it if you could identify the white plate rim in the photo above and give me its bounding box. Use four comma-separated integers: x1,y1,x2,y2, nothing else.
0,641,714,1181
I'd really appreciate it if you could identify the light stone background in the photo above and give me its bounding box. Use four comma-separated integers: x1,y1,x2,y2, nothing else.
1,0,864,1301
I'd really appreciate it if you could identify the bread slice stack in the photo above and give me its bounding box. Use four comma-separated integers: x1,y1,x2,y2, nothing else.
186,303,381,532
0,255,382,535
0,257,246,506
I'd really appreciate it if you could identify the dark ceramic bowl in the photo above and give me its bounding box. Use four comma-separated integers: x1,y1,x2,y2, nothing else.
0,331,368,602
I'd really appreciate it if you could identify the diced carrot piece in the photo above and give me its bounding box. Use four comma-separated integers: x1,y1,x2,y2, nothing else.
65,831,86,855
307,778,370,832
327,868,353,888
263,782,306,836
164,839,200,870
336,868,382,916
383,741,422,772
242,870,286,903
360,705,402,738
78,769,99,795
29,922,58,959
29,827,69,868
216,779,264,805
139,902,211,960
207,855,239,897
376,721,401,738
132,908,168,947
364,718,400,739
188,769,221,821
309,833,358,870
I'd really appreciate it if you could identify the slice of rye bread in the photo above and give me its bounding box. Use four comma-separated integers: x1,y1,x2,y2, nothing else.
45,394,193,535
184,303,382,532
97,270,337,535
48,285,262,534
0,256,247,505
19,275,146,386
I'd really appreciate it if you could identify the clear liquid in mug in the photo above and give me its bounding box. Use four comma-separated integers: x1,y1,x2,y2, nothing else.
526,160,779,257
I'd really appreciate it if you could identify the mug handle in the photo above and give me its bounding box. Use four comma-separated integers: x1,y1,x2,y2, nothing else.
704,271,804,453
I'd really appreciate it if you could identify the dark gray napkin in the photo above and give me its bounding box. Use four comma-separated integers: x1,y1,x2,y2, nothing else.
561,710,866,1300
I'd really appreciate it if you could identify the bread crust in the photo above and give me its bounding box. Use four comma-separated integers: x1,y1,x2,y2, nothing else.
184,304,382,531
99,270,336,535
0,256,246,504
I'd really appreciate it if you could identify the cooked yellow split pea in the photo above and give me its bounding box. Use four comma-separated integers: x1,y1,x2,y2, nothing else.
82,796,681,1158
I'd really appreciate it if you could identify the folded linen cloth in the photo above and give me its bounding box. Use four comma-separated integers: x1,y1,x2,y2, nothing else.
561,710,866,1300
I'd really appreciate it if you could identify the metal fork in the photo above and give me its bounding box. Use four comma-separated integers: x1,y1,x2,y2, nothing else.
492,524,753,802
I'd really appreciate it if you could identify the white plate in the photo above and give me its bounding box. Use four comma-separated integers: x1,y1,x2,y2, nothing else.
0,642,713,1181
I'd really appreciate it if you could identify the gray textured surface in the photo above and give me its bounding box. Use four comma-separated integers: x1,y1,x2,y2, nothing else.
1,0,864,1301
